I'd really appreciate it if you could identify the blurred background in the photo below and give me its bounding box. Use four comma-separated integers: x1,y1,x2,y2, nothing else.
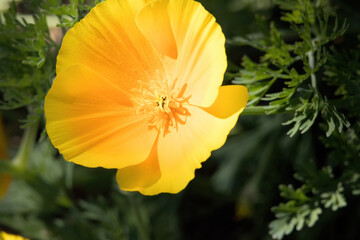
1,0,360,239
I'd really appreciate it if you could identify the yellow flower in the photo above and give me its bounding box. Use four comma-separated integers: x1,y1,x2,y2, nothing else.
44,0,248,195
0,232,29,240
0,114,11,200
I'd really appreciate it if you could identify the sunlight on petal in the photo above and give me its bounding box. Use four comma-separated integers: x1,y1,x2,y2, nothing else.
136,0,178,59
45,65,158,169
57,0,164,92
168,0,227,107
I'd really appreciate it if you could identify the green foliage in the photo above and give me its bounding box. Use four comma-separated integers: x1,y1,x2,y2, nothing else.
229,0,360,238
232,0,349,138
0,0,99,126
42,0,103,27
269,146,360,239
269,104,360,239
0,1,54,118
269,185,322,239
0,140,156,240
323,45,360,117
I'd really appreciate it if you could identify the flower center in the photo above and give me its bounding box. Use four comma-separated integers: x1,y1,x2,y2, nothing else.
131,79,191,135
156,95,170,113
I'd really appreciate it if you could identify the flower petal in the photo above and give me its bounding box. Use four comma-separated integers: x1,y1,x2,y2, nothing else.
45,65,158,169
136,0,178,59
116,136,161,191
137,98,246,195
57,0,164,91
202,85,248,118
168,0,227,107
0,232,29,240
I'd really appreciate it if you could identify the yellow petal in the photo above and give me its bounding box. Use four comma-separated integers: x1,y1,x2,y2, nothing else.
136,0,177,59
136,86,248,195
202,85,248,118
116,136,161,191
137,100,246,195
45,65,158,169
0,232,29,240
47,0,242,196
168,0,227,107
57,0,165,91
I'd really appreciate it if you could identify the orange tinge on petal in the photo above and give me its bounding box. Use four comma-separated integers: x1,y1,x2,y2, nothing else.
0,114,11,200
44,0,249,195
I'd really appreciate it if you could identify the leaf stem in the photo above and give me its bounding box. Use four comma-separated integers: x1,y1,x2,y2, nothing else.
307,48,317,89
128,193,150,240
242,106,270,115
13,120,39,171
242,106,294,116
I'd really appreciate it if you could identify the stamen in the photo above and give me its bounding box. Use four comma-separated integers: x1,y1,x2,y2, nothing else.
131,77,191,135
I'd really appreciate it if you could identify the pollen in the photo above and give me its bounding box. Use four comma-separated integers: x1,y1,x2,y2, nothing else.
131,78,191,135
156,95,170,113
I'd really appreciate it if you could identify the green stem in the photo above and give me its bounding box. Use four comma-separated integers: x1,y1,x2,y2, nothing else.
128,194,150,240
307,47,317,89
13,120,39,171
242,106,269,115
242,106,294,116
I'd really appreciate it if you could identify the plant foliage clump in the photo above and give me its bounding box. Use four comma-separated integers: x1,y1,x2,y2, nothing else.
228,0,360,238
